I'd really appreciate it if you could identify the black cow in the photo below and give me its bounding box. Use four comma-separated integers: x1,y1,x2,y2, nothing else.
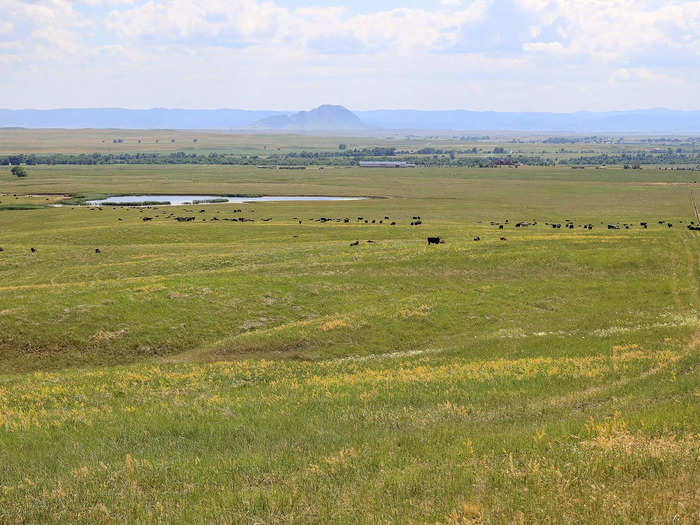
30,247,37,253
350,241,359,246
473,236,481,241
427,237,441,245
500,237,507,241
608,224,620,230
95,248,101,254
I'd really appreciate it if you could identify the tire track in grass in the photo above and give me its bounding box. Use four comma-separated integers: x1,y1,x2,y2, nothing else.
530,233,698,416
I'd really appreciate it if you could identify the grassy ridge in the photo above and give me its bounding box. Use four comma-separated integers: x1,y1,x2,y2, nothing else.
0,338,697,522
0,165,697,522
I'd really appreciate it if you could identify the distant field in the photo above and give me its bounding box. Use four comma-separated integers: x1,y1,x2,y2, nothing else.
0,129,397,155
0,163,697,522
2,128,699,161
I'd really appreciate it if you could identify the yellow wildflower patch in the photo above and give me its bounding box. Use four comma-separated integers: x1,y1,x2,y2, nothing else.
320,318,348,331
399,303,432,318
90,329,126,342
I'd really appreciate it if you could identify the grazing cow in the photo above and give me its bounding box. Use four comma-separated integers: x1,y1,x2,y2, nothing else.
95,249,101,254
500,237,507,241
688,225,700,231
473,236,481,241
640,222,648,228
350,240,359,246
384,216,390,220
142,217,153,221
0,247,3,252
344,218,349,223
499,225,504,230
367,240,375,244
391,222,396,226
668,223,673,228
608,224,620,230
30,247,37,253
427,237,441,245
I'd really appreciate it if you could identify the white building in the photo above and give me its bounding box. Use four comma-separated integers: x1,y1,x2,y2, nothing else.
359,161,417,168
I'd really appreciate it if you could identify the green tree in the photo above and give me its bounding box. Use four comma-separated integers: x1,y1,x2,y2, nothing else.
11,166,28,178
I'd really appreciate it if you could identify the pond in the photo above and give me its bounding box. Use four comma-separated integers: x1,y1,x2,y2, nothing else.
85,195,365,206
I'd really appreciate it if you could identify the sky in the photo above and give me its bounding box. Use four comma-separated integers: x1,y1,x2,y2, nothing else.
1,0,699,111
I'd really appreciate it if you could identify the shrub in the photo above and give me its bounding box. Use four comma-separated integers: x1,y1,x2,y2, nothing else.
10,166,28,178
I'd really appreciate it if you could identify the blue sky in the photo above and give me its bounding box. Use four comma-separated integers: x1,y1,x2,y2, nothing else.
1,0,699,111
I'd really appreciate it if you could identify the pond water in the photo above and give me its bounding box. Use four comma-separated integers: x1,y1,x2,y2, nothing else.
86,195,365,206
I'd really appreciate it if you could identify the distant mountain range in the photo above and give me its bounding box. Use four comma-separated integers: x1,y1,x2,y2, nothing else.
0,108,285,130
251,105,367,130
1,106,699,133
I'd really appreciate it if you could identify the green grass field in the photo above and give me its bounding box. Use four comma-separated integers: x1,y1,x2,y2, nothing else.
0,163,698,522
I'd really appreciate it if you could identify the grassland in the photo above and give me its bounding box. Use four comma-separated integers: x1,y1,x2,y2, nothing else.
0,162,698,522
2,128,698,160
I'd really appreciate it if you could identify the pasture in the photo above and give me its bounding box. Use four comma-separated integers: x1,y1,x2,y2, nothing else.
0,164,698,522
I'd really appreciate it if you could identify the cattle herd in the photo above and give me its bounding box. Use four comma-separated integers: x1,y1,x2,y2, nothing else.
1,203,698,255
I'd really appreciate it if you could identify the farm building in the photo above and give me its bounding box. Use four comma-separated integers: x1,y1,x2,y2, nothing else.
359,161,417,168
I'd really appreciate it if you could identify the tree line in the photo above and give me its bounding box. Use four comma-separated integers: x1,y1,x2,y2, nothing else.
1,151,553,168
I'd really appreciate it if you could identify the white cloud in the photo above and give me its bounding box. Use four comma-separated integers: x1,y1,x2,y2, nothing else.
0,0,698,110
